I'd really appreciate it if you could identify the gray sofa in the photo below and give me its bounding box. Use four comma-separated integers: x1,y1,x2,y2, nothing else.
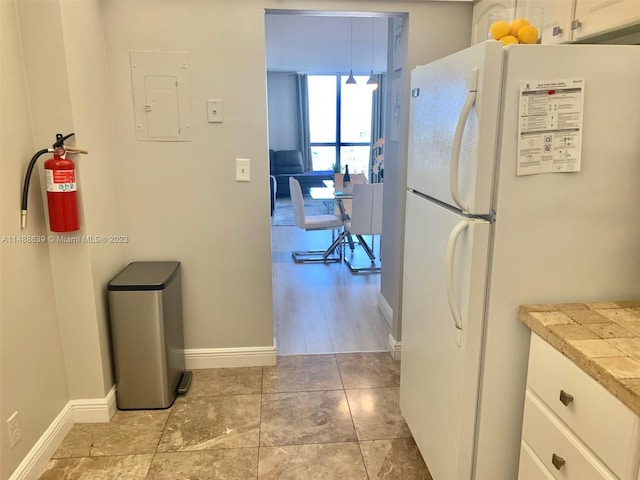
269,149,332,198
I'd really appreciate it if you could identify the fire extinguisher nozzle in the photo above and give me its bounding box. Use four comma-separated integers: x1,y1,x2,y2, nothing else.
21,210,27,229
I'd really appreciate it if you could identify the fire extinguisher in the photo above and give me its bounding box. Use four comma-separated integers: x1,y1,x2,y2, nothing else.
21,133,88,232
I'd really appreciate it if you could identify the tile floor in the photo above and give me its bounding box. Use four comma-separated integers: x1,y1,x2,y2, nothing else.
39,352,432,479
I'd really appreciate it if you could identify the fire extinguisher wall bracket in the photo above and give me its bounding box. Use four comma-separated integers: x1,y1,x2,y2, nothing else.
21,133,88,232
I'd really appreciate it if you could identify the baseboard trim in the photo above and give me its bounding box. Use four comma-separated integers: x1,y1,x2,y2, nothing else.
8,403,73,480
377,292,393,329
387,333,402,360
9,387,117,480
184,345,277,369
71,385,117,423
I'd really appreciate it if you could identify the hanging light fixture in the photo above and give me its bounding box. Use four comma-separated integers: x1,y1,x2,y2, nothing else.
367,17,378,90
346,17,356,85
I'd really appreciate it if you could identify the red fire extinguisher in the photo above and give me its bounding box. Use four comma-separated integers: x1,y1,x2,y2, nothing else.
21,133,88,232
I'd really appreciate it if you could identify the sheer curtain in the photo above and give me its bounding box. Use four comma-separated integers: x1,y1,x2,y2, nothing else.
294,74,312,171
370,74,386,182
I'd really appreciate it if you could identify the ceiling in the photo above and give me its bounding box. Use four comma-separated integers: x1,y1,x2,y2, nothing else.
265,14,390,74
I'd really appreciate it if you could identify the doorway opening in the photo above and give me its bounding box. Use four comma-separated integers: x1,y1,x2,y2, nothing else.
265,10,404,355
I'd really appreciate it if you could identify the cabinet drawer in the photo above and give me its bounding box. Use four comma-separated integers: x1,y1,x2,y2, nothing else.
527,334,640,479
519,441,555,480
522,391,616,480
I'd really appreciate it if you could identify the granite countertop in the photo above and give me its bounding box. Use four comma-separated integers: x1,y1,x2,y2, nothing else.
519,301,640,417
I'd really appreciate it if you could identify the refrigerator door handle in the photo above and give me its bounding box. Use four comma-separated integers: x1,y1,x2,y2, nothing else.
446,219,469,346
450,68,478,214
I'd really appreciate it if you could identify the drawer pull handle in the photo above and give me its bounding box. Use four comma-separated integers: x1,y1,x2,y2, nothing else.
552,25,563,36
559,389,574,406
552,453,566,470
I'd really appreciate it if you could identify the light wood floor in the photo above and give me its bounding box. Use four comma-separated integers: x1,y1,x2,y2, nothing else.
271,224,391,355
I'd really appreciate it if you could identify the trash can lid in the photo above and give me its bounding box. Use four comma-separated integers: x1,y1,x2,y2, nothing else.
108,261,180,291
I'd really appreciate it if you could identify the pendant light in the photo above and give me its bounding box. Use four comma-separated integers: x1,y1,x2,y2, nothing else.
367,17,378,90
346,17,356,85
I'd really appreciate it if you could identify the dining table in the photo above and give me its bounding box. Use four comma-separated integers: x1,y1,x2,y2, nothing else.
308,185,375,261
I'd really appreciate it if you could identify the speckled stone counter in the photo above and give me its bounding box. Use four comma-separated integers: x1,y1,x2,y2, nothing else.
519,301,640,417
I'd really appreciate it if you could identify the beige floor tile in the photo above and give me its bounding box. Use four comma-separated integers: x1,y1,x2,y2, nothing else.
51,424,94,458
337,352,400,388
186,367,263,397
39,454,153,480
54,410,170,457
346,387,412,441
260,391,356,446
360,438,433,480
262,355,342,393
157,395,260,452
147,448,258,479
258,442,367,480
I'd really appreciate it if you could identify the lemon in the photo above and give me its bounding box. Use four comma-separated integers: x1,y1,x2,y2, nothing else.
489,20,510,40
500,35,519,46
518,25,539,44
509,18,530,37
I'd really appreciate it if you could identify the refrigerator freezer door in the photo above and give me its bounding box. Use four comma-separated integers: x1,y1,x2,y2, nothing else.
407,40,503,215
400,192,491,480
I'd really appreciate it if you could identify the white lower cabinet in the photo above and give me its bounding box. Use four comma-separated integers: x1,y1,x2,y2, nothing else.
519,334,640,480
519,441,555,480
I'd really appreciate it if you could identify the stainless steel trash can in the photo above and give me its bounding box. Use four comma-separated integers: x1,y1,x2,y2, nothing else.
108,261,191,409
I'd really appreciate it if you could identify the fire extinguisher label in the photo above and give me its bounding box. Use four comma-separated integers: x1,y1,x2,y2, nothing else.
45,169,77,192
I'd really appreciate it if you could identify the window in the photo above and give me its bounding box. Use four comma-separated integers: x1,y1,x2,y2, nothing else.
308,75,373,174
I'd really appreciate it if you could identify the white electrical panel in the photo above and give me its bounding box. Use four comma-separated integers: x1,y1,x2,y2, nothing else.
130,51,192,142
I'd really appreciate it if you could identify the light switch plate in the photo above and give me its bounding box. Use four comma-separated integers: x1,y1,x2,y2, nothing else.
236,158,250,182
207,99,223,123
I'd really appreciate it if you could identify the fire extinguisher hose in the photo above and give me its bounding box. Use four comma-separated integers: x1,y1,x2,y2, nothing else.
21,148,53,229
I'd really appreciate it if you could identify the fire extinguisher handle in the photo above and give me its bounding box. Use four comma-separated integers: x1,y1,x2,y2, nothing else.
65,146,89,155
52,132,75,148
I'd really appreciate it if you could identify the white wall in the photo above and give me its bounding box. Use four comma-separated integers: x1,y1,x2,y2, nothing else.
17,0,123,400
2,1,126,477
58,0,127,395
102,0,275,350
265,15,388,74
0,2,69,477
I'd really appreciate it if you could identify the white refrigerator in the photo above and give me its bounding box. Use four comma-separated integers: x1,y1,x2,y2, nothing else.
400,41,640,480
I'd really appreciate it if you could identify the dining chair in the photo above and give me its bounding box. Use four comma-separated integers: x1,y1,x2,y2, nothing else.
333,172,367,251
289,177,346,263
344,182,383,273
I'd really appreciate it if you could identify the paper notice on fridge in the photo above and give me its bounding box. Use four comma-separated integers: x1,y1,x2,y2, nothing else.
517,78,584,176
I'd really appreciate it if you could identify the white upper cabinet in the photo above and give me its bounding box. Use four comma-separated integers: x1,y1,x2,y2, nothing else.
475,0,640,44
471,0,517,45
572,0,640,41
520,0,576,44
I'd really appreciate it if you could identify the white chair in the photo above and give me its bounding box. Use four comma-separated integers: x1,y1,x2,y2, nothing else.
334,172,367,250
344,183,383,273
289,177,346,263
